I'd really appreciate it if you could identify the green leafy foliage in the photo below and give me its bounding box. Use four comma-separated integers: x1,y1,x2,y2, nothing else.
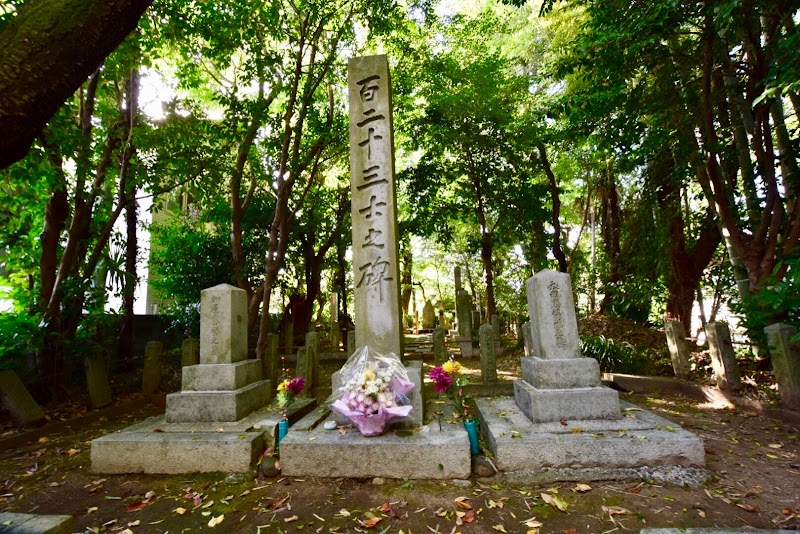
580,334,667,376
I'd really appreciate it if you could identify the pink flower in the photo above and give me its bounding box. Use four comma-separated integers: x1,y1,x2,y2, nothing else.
287,376,305,395
429,366,452,394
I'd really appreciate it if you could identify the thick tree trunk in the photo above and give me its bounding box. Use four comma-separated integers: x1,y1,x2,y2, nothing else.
0,0,154,168
536,143,567,272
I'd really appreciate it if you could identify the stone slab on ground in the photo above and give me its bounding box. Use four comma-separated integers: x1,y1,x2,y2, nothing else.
91,399,316,474
642,530,782,534
475,397,705,481
0,370,45,426
165,379,272,423
280,405,471,479
0,512,74,533
91,431,265,474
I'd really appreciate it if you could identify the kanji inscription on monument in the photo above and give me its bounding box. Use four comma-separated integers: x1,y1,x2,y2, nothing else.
348,55,402,356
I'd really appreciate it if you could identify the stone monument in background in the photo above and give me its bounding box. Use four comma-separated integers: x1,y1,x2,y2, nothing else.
348,54,403,357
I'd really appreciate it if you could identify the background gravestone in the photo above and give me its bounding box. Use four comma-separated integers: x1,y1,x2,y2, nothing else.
0,370,44,425
305,331,320,391
765,323,800,411
521,320,532,357
433,326,447,366
479,324,497,383
664,320,691,379
181,338,199,367
262,333,280,384
347,330,356,356
705,321,742,391
141,341,163,396
295,346,310,395
85,356,112,409
422,301,435,329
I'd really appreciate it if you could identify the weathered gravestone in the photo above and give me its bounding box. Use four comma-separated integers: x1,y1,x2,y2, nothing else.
330,293,340,350
514,270,620,423
491,313,501,351
705,321,742,391
85,356,113,409
664,320,691,379
295,347,310,395
141,341,163,396
456,289,473,357
347,330,356,357
165,284,271,422
181,338,199,367
479,324,497,383
433,325,447,366
515,315,525,349
348,54,403,357
0,370,44,426
422,300,435,330
521,320,533,358
262,333,280,384
305,331,320,391
765,323,800,411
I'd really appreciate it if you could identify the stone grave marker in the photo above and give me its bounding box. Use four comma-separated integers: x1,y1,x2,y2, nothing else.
515,270,620,423
705,321,742,391
471,310,480,333
479,324,497,383
85,356,112,409
433,326,447,365
284,322,294,356
295,346,310,394
765,323,800,411
521,320,532,357
165,284,270,422
181,338,199,367
422,300,435,329
347,330,356,356
348,54,403,357
305,331,320,390
664,320,691,379
456,289,473,357
0,370,44,425
141,341,163,396
262,333,279,384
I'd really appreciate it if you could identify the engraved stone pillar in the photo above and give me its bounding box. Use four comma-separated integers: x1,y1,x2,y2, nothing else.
456,289,473,357
305,331,320,391
514,270,620,423
348,54,403,357
433,326,447,366
295,346,310,395
705,322,742,391
479,324,498,384
422,300,435,330
262,333,280,384
765,323,800,410
665,320,691,379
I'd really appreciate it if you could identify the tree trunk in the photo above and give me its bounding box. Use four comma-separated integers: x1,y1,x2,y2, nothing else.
536,143,567,272
0,0,154,168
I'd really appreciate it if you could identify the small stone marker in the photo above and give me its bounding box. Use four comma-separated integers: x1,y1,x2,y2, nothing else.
306,331,320,390
705,321,742,391
296,346,310,392
491,313,501,351
262,333,280,384
471,310,480,333
664,320,691,379
141,341,163,396
521,320,533,358
85,356,112,409
0,370,44,426
479,324,498,383
765,323,800,411
422,300,435,329
181,338,199,367
433,326,447,365
200,284,248,365
347,330,356,356
348,54,403,357
515,315,525,348
330,321,341,350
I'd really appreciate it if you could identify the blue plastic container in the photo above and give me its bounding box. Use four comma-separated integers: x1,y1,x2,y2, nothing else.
464,419,480,455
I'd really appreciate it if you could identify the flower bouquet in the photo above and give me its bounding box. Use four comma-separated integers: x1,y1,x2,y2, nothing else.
329,346,414,437
277,376,306,419
428,358,472,420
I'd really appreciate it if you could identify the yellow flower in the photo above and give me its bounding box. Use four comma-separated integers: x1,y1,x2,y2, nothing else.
277,380,290,392
442,360,462,375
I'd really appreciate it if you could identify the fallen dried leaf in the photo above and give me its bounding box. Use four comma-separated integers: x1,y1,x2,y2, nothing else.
572,484,591,493
174,507,187,515
127,501,148,512
208,514,224,527
736,503,758,513
493,525,508,533
284,515,299,523
541,493,569,512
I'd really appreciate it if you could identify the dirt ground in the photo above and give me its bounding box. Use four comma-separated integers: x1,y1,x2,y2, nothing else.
1,348,798,534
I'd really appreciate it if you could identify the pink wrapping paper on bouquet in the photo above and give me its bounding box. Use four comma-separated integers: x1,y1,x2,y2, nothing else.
328,347,414,437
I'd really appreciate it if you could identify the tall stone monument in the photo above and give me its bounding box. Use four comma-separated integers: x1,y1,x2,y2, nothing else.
456,288,473,357
348,54,402,357
422,300,435,330
165,284,271,422
514,270,620,423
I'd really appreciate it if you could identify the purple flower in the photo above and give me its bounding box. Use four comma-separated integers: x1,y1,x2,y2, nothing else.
429,366,452,394
287,376,305,395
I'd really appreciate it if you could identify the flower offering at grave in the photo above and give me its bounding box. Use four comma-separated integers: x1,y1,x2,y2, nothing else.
277,376,305,420
429,356,472,420
329,347,414,437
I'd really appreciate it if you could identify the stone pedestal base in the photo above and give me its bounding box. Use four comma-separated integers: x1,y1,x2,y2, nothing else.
182,360,262,391
280,403,470,479
458,337,474,358
514,380,620,423
476,397,705,482
521,356,602,388
166,380,272,423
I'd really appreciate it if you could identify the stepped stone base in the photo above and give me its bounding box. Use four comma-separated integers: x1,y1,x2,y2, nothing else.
514,380,620,423
0,512,73,534
166,379,272,423
521,356,601,388
475,397,705,481
91,399,317,474
280,403,470,479
182,360,262,391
